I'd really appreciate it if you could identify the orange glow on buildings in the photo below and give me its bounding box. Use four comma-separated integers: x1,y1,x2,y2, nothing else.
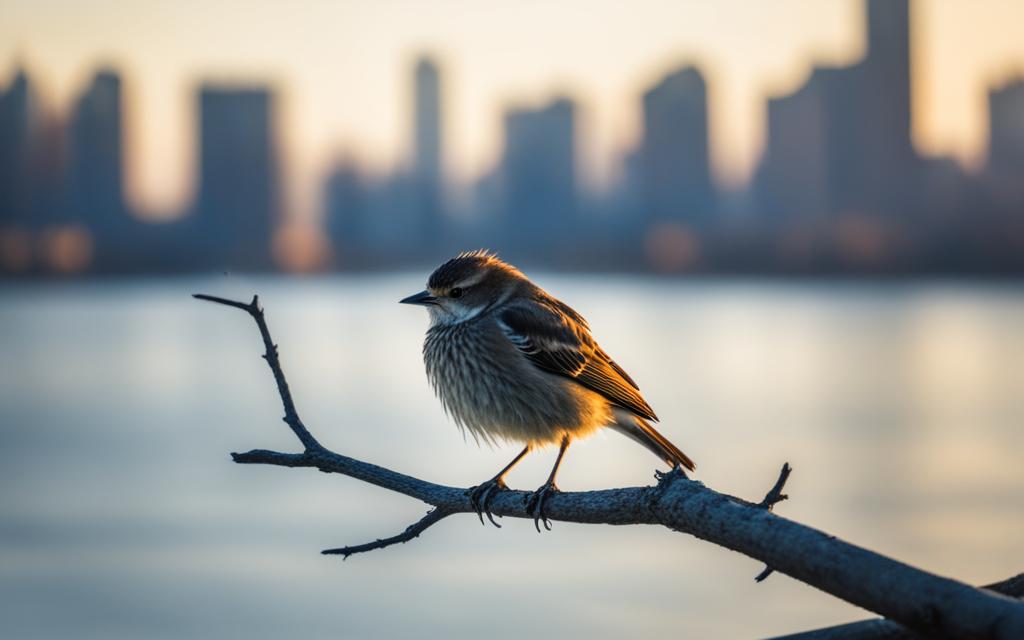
40,225,93,273
644,222,700,273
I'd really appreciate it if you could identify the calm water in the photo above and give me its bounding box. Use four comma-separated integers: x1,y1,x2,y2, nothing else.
1,275,1022,639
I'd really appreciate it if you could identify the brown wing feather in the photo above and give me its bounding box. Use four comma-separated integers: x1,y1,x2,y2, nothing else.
498,298,658,422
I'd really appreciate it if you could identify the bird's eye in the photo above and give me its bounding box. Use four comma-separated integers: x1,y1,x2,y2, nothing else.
449,287,464,299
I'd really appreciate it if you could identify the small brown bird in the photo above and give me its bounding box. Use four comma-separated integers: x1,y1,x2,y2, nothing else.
401,250,695,529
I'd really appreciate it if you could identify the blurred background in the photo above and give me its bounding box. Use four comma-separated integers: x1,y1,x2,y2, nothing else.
1,0,1023,274
1,1,1023,638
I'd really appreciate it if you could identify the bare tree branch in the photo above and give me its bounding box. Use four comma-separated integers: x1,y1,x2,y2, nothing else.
770,574,1024,640
196,293,1024,640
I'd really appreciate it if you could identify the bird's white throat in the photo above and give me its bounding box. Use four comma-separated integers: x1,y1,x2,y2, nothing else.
428,303,487,327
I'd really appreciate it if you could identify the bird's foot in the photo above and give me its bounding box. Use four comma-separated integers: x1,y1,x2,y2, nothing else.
526,482,560,532
467,477,508,528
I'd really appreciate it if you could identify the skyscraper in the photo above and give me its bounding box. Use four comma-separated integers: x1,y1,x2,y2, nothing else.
323,159,367,265
0,67,37,273
0,68,34,230
412,56,443,240
194,85,279,270
639,66,714,224
987,78,1024,174
984,77,1024,220
755,0,918,220
856,0,917,214
865,0,911,137
755,67,850,219
499,97,577,251
66,69,126,263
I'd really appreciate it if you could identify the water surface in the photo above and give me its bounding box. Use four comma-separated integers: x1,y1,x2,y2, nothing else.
1,276,1022,638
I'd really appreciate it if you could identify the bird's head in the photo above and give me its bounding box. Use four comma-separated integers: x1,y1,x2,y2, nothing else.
400,250,526,325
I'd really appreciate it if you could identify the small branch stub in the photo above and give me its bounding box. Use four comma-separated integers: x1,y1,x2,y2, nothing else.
755,462,793,582
760,462,792,510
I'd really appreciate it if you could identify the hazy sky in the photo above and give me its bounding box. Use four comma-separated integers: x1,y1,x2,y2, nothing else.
2,0,1023,220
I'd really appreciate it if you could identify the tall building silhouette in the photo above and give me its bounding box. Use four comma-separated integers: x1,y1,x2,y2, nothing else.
639,66,714,224
984,76,1024,224
0,67,37,273
987,78,1024,174
856,0,917,214
66,69,126,266
755,0,918,220
865,0,911,134
194,85,279,269
755,67,844,219
499,96,577,251
412,56,443,240
0,68,35,230
323,159,367,265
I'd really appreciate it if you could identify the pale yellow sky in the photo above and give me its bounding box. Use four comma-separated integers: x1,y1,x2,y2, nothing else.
2,0,1023,221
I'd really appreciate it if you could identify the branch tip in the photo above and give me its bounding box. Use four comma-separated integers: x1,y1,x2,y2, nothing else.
321,508,452,559
755,565,775,583
193,292,253,314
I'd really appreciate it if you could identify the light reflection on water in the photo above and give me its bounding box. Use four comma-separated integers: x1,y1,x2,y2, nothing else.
1,275,1022,639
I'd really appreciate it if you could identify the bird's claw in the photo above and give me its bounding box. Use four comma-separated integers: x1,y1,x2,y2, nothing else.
526,482,560,532
467,478,507,528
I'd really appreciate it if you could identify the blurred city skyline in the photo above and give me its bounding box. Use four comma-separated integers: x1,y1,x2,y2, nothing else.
1,0,1023,275
3,0,1024,221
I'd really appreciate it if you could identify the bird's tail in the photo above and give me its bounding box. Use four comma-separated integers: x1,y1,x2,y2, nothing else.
611,411,696,472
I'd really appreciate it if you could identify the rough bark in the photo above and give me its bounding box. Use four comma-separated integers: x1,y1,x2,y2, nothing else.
195,293,1024,640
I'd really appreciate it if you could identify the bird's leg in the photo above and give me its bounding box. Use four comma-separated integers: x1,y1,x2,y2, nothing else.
467,445,531,528
526,435,571,532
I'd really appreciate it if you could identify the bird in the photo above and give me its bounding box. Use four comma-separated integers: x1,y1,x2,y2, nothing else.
400,250,695,530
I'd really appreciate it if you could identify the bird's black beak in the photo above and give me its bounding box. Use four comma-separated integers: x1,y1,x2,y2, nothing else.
399,290,437,306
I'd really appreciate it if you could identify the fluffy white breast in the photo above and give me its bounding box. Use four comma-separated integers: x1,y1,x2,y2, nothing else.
422,316,614,446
